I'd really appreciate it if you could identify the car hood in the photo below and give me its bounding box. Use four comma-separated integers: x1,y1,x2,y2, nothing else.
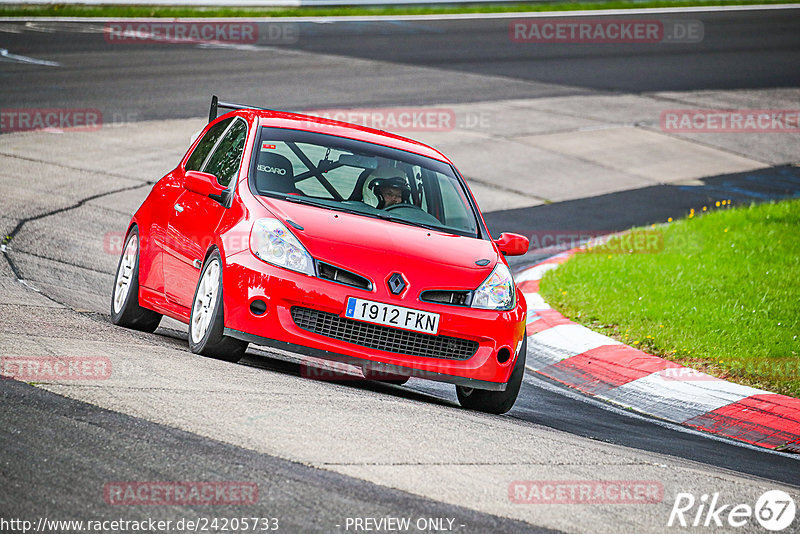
255,196,499,288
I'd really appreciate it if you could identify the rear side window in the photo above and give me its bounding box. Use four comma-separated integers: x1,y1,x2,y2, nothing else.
185,118,232,171
203,119,248,187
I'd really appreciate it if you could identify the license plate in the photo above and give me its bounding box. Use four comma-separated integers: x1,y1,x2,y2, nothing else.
344,297,440,335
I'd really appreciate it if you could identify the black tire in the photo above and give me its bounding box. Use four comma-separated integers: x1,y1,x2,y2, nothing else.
110,227,162,333
188,250,248,363
456,335,527,415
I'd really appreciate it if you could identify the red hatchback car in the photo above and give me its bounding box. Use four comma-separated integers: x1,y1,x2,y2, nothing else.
112,97,530,414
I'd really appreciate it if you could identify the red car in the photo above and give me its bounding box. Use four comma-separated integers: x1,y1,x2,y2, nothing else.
111,97,530,414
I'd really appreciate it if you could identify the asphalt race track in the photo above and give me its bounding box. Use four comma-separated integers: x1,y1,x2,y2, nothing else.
1,8,800,533
3,9,800,119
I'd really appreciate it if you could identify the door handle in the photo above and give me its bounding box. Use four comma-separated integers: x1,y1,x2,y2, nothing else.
174,203,184,213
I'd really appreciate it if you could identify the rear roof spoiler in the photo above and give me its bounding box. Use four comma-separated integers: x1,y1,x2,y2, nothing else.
208,95,272,123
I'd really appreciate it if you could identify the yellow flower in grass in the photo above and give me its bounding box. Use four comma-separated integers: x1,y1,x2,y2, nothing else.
715,201,721,207
667,217,673,222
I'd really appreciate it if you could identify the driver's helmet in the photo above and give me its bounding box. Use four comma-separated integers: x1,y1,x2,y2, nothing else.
368,167,411,208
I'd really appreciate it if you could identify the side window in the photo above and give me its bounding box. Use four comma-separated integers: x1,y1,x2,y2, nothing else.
203,119,248,187
185,118,232,171
438,175,477,233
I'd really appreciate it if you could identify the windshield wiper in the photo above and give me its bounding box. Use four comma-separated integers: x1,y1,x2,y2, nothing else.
372,212,444,232
279,195,453,233
281,195,363,216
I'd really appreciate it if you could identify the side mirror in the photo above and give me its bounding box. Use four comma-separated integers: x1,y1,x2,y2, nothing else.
184,170,225,199
494,232,529,256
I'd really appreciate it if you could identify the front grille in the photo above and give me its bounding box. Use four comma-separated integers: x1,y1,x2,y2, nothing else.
317,262,372,290
291,307,478,361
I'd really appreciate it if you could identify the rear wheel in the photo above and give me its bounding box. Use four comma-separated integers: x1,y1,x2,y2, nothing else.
188,250,248,363
456,335,527,415
110,228,162,332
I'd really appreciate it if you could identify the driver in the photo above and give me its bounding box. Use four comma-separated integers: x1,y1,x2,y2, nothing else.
367,168,411,209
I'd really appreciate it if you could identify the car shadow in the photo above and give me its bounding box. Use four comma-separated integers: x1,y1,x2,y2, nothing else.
486,164,800,269
151,320,459,408
239,347,460,409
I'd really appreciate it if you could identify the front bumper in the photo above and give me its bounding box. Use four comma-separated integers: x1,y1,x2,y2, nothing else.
222,250,527,389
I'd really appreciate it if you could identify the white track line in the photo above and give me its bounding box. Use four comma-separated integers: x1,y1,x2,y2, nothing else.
0,48,60,66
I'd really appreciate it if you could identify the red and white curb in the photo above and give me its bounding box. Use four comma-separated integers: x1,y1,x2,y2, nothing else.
516,252,800,451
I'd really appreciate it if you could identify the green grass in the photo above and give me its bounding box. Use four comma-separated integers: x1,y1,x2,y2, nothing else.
539,198,800,398
0,0,792,19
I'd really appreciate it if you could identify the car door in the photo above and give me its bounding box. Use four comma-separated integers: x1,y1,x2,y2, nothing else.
163,117,248,308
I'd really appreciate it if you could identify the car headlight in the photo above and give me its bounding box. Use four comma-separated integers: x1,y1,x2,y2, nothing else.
250,218,314,276
472,263,515,310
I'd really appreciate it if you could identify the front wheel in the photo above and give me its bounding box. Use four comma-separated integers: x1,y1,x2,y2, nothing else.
188,250,248,363
456,335,527,415
110,227,162,332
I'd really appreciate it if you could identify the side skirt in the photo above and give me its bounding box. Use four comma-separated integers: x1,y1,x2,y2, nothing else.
140,286,190,324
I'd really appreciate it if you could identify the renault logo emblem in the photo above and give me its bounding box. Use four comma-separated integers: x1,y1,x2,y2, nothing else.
387,273,406,295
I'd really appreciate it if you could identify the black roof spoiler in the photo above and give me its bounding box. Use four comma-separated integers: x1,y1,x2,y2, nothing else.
208,95,272,123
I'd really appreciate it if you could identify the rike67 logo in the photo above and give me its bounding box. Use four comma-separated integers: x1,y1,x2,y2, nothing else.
668,490,796,531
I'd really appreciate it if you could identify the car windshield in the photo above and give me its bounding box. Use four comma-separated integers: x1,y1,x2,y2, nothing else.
251,127,479,237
